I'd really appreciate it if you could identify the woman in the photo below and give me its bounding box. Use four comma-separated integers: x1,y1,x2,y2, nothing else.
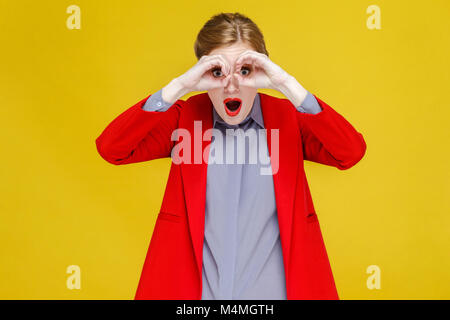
96,12,366,300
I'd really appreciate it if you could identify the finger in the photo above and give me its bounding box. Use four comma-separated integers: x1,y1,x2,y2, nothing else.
236,49,260,62
211,57,231,77
235,55,255,73
238,51,268,66
221,74,232,87
215,55,231,75
220,57,232,76
200,59,227,78
237,49,257,59
236,52,263,69
204,54,231,76
248,54,266,69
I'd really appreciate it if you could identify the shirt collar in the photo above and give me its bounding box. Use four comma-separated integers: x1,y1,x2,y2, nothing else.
212,93,265,129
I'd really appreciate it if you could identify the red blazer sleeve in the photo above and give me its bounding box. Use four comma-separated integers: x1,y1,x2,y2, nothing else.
297,94,367,170
95,94,184,165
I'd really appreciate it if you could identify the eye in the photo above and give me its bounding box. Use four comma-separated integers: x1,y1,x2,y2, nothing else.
211,68,223,78
240,66,251,76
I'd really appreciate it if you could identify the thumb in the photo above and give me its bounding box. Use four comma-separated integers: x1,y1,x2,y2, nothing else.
222,74,232,86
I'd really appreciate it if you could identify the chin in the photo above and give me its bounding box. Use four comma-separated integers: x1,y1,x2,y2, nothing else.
223,117,243,125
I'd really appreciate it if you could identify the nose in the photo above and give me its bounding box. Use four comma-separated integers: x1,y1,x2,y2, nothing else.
224,72,240,94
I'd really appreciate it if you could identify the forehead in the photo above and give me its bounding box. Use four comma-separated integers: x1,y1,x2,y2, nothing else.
209,42,254,63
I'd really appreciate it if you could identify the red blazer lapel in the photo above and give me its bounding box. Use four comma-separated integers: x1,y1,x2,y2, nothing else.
259,93,299,281
180,93,213,281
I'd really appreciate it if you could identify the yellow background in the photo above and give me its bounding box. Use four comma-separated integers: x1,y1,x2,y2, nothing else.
1,0,449,299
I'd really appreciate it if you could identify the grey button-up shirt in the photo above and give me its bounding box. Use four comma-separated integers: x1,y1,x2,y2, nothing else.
142,88,322,299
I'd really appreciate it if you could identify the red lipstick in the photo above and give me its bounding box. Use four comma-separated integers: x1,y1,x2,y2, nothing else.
223,98,242,116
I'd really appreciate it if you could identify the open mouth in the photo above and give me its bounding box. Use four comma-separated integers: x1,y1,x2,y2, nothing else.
223,98,242,116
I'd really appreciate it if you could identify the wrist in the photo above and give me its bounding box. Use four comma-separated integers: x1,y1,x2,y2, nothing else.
162,78,189,104
277,75,308,107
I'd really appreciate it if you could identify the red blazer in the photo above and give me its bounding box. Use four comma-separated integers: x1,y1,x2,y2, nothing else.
95,92,367,300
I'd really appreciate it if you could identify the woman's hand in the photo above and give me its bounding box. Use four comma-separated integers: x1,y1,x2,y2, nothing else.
233,50,292,90
176,54,233,92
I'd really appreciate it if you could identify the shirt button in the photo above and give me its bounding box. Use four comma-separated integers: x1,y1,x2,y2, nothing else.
157,102,162,106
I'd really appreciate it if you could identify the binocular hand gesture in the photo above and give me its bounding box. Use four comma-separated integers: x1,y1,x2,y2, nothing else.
176,50,291,93
176,54,232,92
